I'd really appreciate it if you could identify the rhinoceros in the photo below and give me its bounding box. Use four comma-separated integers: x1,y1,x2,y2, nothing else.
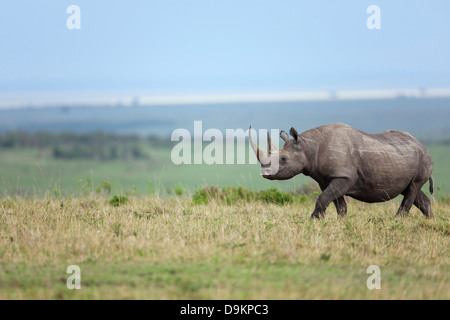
249,123,434,219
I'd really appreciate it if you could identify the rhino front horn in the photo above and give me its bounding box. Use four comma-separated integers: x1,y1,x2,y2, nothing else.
249,126,269,164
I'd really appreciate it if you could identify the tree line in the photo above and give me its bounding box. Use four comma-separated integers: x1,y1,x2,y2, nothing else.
0,131,170,160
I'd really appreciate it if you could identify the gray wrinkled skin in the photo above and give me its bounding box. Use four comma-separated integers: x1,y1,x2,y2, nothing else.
250,123,434,219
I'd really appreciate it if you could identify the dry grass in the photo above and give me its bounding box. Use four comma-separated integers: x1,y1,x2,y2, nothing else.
0,195,448,299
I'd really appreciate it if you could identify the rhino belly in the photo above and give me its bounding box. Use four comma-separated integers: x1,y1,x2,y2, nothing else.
346,170,413,203
347,187,405,203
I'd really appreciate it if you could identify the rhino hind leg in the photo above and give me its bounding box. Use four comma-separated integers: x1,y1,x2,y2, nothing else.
413,190,433,218
396,180,429,217
311,178,353,219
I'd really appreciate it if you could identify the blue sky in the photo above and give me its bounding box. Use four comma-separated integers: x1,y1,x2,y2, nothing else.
1,0,449,99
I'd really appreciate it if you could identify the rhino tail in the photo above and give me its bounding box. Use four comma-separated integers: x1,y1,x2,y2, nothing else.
429,177,434,195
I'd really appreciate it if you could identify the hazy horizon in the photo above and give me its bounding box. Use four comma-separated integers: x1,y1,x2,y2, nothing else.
1,87,450,110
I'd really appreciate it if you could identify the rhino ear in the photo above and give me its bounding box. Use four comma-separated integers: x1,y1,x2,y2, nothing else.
280,130,289,142
289,127,299,142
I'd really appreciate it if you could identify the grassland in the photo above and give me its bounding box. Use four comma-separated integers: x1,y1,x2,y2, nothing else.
0,194,448,299
1,135,449,299
1,143,450,198
0,144,310,198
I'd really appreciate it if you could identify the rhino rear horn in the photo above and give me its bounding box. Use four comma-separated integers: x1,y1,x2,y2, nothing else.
290,127,299,141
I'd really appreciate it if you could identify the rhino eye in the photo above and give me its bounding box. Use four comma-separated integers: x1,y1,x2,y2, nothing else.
280,156,287,164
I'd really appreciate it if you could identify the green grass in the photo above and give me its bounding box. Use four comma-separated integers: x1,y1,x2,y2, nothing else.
2,261,446,300
1,144,449,197
427,145,450,193
0,142,449,299
0,196,448,299
191,186,295,205
0,145,310,197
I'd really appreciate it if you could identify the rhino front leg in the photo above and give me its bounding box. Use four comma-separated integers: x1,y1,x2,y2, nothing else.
333,196,347,217
311,178,352,219
319,183,347,217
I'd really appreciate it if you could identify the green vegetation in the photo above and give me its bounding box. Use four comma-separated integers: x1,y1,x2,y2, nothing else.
173,184,184,196
0,132,311,197
0,131,151,161
0,195,448,299
109,195,129,207
1,131,450,197
0,131,449,299
192,186,294,205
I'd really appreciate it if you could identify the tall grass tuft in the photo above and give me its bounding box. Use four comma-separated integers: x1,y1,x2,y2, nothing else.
191,186,295,205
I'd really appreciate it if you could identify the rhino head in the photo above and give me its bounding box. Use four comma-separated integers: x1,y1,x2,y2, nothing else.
249,126,307,180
